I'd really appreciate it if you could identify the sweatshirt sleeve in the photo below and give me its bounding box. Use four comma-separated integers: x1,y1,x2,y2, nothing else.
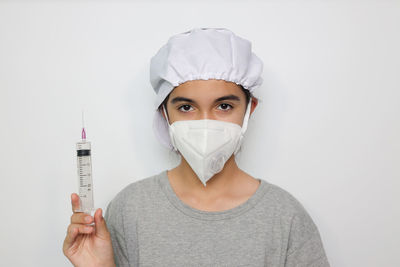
284,201,330,267
104,198,130,267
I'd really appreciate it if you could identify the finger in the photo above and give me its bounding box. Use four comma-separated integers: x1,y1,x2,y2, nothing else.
94,208,110,239
63,226,79,252
63,223,94,254
70,212,94,224
68,223,94,235
71,193,81,213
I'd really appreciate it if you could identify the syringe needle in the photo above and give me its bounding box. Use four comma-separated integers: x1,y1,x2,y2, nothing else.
81,109,86,140
82,128,86,140
82,109,84,128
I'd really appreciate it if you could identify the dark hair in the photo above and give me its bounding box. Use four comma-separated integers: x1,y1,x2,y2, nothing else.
159,84,252,118
241,85,252,105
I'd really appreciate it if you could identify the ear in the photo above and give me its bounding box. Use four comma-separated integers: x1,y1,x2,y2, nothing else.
249,97,258,116
160,106,166,120
160,105,168,121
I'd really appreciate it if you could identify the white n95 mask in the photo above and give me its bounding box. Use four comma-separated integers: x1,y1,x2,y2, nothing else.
162,98,252,187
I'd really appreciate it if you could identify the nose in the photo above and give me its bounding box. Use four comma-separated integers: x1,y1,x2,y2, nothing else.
198,111,216,120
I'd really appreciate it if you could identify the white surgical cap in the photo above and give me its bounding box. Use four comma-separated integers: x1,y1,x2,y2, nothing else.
150,27,264,150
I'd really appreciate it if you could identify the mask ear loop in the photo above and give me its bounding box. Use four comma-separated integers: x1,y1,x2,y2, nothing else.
241,97,252,133
162,104,171,126
234,97,252,155
162,104,178,151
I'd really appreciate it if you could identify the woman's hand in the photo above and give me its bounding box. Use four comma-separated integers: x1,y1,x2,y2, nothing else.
63,193,116,267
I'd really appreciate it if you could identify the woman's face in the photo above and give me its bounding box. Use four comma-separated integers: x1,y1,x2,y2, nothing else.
164,79,258,126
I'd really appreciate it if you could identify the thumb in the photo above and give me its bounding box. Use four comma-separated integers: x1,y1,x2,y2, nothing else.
94,208,110,239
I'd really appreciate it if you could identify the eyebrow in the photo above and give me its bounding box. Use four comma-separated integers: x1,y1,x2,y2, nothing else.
170,94,241,105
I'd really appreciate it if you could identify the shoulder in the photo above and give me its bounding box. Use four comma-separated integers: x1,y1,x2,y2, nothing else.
104,170,164,219
262,180,324,248
262,180,310,216
260,179,320,233
112,172,161,200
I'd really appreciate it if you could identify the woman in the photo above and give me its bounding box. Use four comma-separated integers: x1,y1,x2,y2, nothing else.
63,27,330,266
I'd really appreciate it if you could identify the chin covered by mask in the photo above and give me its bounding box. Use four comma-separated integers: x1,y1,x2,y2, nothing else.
163,98,252,187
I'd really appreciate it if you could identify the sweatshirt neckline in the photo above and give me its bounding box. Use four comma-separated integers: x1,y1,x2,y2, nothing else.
157,169,269,221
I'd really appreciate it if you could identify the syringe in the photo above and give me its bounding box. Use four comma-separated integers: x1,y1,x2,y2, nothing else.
75,111,95,214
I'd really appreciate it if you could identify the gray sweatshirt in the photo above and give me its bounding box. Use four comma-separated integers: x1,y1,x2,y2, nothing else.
104,170,330,267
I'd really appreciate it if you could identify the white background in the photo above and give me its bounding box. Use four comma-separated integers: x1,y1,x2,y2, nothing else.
0,1,399,266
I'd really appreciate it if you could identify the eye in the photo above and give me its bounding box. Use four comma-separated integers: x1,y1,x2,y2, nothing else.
178,104,194,112
217,103,233,111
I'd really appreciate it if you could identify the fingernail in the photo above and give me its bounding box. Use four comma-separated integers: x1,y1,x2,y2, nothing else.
85,216,92,222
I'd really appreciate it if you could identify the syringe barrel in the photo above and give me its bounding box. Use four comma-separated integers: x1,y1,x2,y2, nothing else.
76,140,95,214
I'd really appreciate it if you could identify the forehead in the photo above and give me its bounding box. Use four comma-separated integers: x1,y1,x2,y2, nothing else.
170,79,244,98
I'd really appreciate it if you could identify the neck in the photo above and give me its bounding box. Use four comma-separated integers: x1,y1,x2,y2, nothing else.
168,154,245,199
